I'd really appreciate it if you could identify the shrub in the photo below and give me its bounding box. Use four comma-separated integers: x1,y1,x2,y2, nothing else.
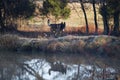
20,42,32,51
18,39,47,51
31,40,48,51
0,34,19,50
46,40,65,53
76,40,86,51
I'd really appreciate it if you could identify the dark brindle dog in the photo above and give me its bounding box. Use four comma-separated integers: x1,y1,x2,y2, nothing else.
48,19,66,34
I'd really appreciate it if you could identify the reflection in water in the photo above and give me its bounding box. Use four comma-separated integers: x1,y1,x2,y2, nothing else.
0,52,120,80
48,61,67,75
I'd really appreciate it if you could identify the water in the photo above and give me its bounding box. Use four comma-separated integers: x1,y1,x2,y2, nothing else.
0,51,120,80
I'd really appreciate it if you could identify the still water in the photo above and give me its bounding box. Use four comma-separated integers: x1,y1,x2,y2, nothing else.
0,51,120,80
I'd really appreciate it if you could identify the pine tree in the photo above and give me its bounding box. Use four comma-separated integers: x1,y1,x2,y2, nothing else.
42,0,70,21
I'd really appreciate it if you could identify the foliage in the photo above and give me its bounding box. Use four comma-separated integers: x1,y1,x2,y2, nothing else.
13,0,35,18
106,0,120,35
99,0,120,35
0,34,19,50
106,0,120,15
47,41,65,53
0,0,35,31
99,0,120,18
42,0,70,20
0,35,120,56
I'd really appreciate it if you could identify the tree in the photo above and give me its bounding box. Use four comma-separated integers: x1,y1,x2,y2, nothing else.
0,0,5,31
99,0,120,35
106,0,120,35
92,0,98,34
99,0,109,35
0,0,35,32
79,0,89,34
42,0,70,22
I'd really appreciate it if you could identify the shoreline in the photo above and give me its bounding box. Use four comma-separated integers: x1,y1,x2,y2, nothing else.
0,34,120,57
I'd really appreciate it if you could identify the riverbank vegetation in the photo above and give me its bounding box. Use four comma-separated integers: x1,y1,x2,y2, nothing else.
0,34,119,57
0,1,120,79
0,0,120,54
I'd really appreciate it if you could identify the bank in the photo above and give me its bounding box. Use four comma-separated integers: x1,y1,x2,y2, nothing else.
0,34,120,57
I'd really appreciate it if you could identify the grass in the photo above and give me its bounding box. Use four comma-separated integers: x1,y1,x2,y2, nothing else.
17,3,104,34
0,34,20,50
0,34,120,57
17,24,104,36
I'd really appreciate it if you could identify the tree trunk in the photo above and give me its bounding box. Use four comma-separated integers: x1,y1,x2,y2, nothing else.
101,0,109,35
103,15,109,35
0,11,5,32
79,0,89,34
77,64,80,80
0,0,8,32
113,12,119,36
92,0,98,34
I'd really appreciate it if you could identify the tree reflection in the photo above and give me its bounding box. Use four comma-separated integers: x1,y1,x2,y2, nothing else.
0,57,44,80
0,52,119,80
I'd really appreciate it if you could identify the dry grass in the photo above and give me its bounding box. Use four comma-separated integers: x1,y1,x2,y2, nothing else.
65,25,103,34
19,38,48,51
0,34,119,56
17,2,104,34
64,26,81,33
47,41,65,53
0,34,20,50
17,24,104,35
17,25,50,32
65,3,103,27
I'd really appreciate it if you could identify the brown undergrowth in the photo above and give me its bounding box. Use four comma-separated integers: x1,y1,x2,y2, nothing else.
18,25,103,33
0,34,119,58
